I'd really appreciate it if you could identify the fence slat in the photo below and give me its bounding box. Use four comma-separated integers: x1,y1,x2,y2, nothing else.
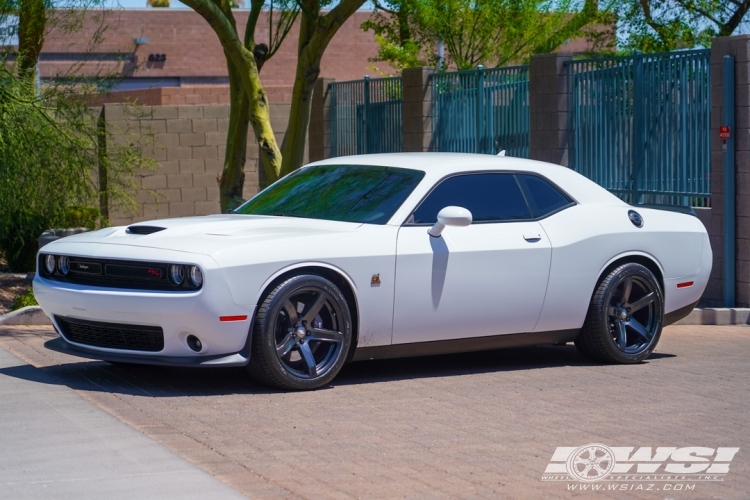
429,65,530,158
565,49,711,207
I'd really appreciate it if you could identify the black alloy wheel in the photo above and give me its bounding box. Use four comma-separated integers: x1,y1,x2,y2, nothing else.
248,274,352,390
575,263,663,364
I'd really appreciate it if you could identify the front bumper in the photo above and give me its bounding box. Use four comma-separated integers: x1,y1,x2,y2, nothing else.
34,249,256,363
44,336,249,367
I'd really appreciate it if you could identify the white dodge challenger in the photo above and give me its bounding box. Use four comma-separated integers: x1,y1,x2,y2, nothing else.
34,153,711,390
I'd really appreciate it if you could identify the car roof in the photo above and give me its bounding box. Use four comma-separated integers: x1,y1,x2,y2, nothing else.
308,153,625,206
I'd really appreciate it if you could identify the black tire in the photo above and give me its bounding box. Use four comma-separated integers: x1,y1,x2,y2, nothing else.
575,263,663,364
247,274,352,390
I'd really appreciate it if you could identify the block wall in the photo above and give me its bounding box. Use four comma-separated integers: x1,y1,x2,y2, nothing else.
104,102,305,226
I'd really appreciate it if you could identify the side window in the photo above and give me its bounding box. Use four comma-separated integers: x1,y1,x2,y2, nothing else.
515,174,573,218
411,173,531,224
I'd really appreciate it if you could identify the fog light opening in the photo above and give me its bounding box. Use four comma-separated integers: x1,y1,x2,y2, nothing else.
186,335,202,352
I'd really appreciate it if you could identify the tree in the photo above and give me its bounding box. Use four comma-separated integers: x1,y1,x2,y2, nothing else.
180,0,285,211
363,0,603,71
181,0,366,212
280,0,366,175
618,0,750,51
0,1,158,271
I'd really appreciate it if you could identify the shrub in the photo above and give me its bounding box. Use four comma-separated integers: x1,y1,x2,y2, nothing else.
11,288,38,312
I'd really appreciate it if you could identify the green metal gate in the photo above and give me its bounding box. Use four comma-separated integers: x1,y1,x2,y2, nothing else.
566,49,711,207
429,65,530,157
330,76,402,157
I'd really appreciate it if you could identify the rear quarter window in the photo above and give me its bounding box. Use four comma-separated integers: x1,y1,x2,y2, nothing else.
516,174,573,218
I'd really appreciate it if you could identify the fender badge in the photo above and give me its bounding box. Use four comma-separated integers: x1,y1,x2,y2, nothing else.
371,274,381,286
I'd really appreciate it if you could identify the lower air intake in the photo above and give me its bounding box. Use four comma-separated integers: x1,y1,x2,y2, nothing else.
56,316,164,352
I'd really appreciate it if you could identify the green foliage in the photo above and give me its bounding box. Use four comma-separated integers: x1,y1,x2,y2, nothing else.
63,206,106,230
616,0,750,52
11,288,38,312
0,1,157,272
363,0,606,72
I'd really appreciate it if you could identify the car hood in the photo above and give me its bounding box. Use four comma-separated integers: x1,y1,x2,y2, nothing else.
54,215,363,256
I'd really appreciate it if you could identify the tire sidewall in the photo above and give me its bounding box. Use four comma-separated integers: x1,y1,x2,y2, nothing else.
257,275,352,390
598,264,664,363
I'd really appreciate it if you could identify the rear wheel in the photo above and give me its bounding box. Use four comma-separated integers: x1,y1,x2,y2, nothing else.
575,263,663,364
247,275,352,390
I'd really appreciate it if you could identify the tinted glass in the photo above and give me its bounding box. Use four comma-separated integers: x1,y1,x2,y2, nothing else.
235,164,425,224
411,173,531,224
516,174,572,217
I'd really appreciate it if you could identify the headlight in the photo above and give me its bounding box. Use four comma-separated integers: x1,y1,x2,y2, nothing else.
188,265,203,287
44,254,56,274
169,264,184,285
58,256,70,275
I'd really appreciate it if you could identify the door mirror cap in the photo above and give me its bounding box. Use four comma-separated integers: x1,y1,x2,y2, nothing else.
428,206,473,237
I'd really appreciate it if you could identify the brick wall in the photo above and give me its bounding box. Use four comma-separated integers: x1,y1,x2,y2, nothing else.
705,35,750,307
94,85,295,106
41,10,394,85
105,102,305,226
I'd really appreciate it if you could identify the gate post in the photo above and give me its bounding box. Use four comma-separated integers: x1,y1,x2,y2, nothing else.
529,52,573,166
402,66,436,152
708,35,750,307
309,77,335,161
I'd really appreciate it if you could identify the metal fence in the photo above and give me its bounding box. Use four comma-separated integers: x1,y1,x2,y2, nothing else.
566,49,711,207
329,76,402,157
429,65,530,157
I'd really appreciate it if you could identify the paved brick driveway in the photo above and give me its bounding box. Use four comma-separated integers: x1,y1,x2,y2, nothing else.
0,325,748,499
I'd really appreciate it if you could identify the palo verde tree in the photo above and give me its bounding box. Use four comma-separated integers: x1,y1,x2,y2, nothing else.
363,0,604,71
617,0,750,51
0,1,157,271
181,0,366,212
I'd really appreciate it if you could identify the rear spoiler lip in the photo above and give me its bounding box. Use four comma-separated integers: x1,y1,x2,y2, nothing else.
631,203,699,217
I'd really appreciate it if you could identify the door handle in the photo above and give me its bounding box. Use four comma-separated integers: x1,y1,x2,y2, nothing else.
523,233,542,242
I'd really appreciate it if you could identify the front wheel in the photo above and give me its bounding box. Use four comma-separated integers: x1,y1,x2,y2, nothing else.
247,275,352,390
575,263,663,364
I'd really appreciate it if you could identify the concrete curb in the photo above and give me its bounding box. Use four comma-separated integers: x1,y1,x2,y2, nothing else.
675,308,750,326
0,306,52,326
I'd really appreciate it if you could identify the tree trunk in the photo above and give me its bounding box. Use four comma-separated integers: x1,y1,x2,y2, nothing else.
220,56,249,213
280,50,321,175
17,0,47,82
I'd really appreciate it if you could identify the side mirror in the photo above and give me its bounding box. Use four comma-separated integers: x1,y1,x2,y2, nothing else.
428,206,472,237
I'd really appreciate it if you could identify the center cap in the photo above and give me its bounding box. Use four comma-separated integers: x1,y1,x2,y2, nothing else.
295,324,307,341
619,309,628,320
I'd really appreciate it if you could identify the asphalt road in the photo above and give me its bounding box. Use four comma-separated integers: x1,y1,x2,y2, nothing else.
0,324,748,499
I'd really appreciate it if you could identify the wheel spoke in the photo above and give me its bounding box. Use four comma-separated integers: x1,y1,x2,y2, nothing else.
309,327,343,343
627,292,655,313
617,321,628,349
627,318,652,341
276,333,296,358
620,277,633,303
298,341,318,377
282,300,300,324
301,291,328,323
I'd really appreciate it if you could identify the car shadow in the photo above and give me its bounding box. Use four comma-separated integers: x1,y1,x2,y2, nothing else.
0,344,676,397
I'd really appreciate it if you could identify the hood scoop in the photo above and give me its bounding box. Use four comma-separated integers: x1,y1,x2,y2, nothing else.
126,225,166,235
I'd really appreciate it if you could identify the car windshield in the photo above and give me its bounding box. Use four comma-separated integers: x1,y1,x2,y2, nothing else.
234,164,425,224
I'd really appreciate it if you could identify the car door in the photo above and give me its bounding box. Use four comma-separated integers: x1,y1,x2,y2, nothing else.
391,172,552,345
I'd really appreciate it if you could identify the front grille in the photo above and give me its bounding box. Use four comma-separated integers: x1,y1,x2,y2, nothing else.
38,255,199,291
56,316,164,352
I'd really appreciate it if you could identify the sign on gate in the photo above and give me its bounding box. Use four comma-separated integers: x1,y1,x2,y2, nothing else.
720,126,731,138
